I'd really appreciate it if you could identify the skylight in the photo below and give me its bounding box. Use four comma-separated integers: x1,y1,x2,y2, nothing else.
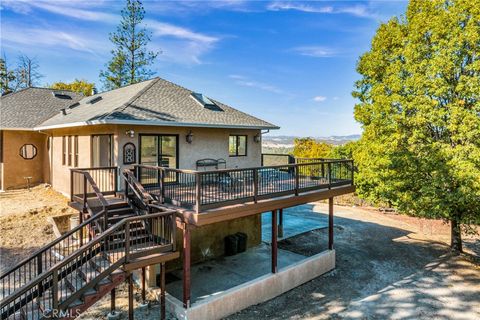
87,96,102,104
52,92,72,100
191,92,223,111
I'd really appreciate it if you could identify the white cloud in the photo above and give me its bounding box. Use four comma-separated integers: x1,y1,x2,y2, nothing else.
229,75,283,94
1,0,219,64
313,96,327,102
1,24,101,55
266,1,379,19
292,46,337,58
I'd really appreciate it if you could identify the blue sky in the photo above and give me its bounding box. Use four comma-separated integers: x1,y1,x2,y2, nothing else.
0,0,408,136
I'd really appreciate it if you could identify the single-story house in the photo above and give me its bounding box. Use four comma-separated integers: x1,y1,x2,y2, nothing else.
0,77,278,193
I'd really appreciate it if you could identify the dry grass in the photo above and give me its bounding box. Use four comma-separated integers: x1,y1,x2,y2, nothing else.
0,185,76,271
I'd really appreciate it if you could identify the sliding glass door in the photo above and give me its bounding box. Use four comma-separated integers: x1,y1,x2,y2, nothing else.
139,134,178,184
139,135,178,168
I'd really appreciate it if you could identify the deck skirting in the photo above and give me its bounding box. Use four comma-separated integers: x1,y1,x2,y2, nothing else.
165,250,335,320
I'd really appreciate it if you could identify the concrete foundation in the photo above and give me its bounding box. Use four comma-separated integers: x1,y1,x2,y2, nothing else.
166,249,335,320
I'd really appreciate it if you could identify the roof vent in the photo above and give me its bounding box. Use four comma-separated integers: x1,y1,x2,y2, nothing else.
52,92,72,99
191,92,223,111
61,108,71,115
87,96,102,104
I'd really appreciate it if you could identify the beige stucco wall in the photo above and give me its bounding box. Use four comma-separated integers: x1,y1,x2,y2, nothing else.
46,124,262,196
1,130,49,190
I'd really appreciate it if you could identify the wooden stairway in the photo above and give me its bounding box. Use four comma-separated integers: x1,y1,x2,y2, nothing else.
1,169,178,320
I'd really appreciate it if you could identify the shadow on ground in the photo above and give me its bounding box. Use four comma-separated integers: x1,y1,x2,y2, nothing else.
227,206,480,320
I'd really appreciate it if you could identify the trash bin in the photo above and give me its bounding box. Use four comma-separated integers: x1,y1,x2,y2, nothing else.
224,235,238,256
236,232,247,253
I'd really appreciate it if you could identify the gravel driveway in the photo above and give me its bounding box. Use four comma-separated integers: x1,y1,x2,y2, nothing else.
227,204,480,320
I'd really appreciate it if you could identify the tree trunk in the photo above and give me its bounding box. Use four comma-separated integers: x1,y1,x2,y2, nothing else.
450,214,462,253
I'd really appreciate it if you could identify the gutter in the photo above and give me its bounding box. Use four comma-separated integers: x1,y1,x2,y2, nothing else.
34,119,280,131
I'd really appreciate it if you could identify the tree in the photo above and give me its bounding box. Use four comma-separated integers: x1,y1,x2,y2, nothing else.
16,54,43,88
0,53,17,95
99,0,159,90
292,138,333,159
329,141,358,160
50,79,95,96
353,0,480,252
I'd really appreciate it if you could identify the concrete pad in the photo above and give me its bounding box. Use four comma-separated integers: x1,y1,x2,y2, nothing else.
262,203,328,242
166,250,335,320
166,243,306,303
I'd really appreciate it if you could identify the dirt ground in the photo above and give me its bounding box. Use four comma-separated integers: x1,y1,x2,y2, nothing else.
0,188,478,319
228,204,480,320
0,185,76,273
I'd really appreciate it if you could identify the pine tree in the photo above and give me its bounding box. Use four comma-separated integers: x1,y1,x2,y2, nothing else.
99,0,159,90
0,53,17,95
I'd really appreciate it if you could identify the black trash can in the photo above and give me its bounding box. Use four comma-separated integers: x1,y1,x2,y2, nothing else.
236,232,248,253
225,235,238,256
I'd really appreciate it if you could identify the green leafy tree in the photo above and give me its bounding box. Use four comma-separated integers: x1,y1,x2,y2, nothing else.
329,141,358,159
100,0,159,90
50,79,95,96
353,0,480,251
0,53,17,95
292,138,333,159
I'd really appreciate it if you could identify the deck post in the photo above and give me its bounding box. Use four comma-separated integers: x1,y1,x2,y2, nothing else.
183,224,191,308
128,272,134,320
271,209,278,273
110,288,116,315
160,262,166,319
195,173,201,213
278,208,284,238
329,197,334,250
141,267,146,304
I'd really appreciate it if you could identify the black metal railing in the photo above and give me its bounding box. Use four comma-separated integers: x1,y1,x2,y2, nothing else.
134,158,354,213
0,210,176,320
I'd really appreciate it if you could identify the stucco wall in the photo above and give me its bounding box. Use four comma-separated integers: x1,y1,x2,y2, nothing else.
1,130,48,190
147,214,262,286
46,124,262,196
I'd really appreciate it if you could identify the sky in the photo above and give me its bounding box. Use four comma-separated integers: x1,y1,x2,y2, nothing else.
0,0,408,136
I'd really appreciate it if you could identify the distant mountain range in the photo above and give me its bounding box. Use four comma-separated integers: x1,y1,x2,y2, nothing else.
262,135,361,148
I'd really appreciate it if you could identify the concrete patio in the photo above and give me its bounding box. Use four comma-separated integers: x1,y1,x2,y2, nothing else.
165,243,307,303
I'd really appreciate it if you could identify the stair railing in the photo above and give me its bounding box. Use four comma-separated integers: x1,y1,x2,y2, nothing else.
122,169,155,215
0,170,110,301
0,210,177,320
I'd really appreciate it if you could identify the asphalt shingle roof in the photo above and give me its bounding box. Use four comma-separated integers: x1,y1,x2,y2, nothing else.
0,88,83,129
37,77,279,130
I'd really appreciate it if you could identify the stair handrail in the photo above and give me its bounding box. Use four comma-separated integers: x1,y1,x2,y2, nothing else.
122,169,155,207
0,170,109,299
0,209,177,319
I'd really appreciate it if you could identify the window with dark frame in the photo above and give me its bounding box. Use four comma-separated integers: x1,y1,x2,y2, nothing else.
229,135,247,157
74,136,79,167
62,136,66,165
19,144,37,160
68,136,72,166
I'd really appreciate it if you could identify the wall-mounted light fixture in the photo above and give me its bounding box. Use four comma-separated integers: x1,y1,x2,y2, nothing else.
254,133,261,143
125,129,135,138
186,131,194,144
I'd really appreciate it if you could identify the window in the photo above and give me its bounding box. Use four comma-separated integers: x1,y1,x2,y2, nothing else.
123,143,136,164
229,135,247,157
19,144,37,160
68,136,72,166
74,136,79,167
92,135,113,167
62,136,66,165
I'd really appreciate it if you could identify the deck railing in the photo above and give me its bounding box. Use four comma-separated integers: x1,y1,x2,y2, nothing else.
134,159,354,213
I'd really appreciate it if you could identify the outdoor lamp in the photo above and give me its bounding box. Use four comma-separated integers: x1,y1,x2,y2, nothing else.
254,133,261,143
186,131,194,144
125,129,135,138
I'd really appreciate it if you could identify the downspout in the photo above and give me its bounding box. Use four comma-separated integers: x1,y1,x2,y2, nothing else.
38,130,53,187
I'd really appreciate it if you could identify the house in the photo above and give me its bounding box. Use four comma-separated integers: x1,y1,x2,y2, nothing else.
0,87,83,190
0,78,355,320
